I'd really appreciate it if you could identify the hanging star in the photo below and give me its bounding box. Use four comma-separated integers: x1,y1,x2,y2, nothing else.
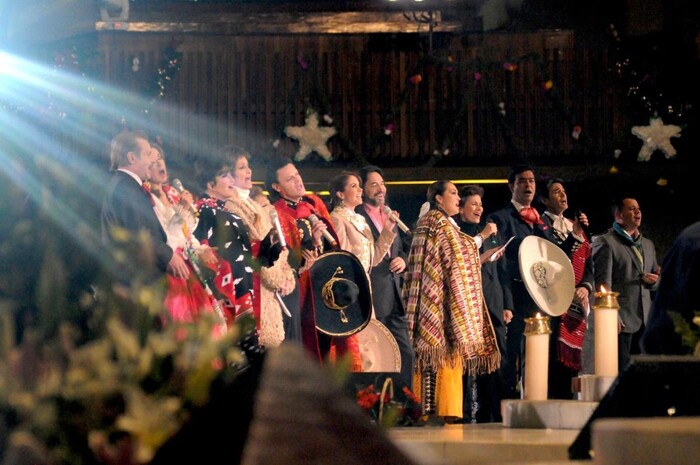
631,117,681,161
285,110,337,162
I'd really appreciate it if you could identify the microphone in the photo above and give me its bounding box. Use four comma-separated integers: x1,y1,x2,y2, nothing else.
269,209,287,249
575,209,589,236
171,178,197,215
308,214,338,248
485,219,498,244
382,206,411,234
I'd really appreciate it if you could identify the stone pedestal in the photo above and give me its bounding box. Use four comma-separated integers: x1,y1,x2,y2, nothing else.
502,399,598,429
577,374,616,401
592,417,700,465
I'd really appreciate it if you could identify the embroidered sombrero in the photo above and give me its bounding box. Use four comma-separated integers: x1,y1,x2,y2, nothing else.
519,235,575,317
309,250,372,336
356,319,401,373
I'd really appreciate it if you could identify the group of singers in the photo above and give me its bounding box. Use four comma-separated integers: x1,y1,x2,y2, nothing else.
101,130,662,425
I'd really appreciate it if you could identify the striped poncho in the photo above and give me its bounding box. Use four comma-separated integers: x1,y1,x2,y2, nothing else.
403,209,501,376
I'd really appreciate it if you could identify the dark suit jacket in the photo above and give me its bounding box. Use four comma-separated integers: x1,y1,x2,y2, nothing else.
486,202,556,312
593,229,659,334
486,203,572,314
356,205,407,319
101,170,172,277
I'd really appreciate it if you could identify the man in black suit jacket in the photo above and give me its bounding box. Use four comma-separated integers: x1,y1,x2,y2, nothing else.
101,131,188,284
486,164,576,399
357,165,414,391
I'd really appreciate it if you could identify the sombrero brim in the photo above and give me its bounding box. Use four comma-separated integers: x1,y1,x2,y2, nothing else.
309,250,372,336
518,235,575,317
356,320,401,372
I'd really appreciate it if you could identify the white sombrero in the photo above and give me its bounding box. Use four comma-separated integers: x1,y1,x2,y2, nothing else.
356,319,401,373
518,235,575,317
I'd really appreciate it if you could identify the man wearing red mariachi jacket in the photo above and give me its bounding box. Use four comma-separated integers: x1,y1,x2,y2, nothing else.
264,157,340,362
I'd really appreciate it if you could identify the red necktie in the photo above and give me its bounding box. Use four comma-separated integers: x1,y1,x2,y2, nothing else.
519,207,543,226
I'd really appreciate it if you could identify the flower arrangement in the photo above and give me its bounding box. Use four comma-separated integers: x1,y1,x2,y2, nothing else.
0,228,254,465
355,378,422,428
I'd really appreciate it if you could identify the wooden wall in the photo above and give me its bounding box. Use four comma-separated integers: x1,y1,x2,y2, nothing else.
97,29,624,168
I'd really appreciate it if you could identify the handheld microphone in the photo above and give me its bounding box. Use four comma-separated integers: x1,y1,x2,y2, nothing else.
269,209,287,249
382,206,411,234
171,178,198,215
308,214,338,248
575,209,589,236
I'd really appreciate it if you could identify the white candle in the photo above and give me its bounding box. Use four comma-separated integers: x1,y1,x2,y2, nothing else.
593,289,620,377
524,313,551,401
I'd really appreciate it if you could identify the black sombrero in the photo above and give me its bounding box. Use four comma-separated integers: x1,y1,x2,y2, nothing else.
309,250,372,336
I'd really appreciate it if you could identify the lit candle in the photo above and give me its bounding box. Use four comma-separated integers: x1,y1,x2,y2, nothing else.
524,313,552,401
593,286,620,377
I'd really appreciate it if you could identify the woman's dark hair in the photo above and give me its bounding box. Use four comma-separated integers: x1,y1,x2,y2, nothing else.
426,180,452,211
328,171,361,210
264,156,295,202
221,145,250,164
458,184,484,207
151,143,165,160
194,152,231,194
250,185,265,201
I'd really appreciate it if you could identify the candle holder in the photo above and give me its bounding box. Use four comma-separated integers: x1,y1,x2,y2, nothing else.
524,313,552,336
593,290,620,310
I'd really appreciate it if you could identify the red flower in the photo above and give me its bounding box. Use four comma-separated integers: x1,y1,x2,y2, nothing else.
409,74,423,85
402,386,421,404
356,384,380,410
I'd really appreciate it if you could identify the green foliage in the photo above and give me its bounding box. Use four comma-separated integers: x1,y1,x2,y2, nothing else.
669,311,700,356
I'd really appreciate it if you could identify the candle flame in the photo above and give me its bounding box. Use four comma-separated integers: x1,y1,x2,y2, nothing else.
535,312,542,319
599,285,609,293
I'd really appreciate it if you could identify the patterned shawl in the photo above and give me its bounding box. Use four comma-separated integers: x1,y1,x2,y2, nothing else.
403,210,501,376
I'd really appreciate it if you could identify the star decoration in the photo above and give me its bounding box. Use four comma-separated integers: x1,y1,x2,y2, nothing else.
631,117,681,161
284,110,337,162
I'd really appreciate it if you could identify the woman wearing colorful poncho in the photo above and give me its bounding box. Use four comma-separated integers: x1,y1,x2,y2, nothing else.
403,180,501,423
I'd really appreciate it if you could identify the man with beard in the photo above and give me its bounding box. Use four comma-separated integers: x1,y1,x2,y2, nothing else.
356,165,414,390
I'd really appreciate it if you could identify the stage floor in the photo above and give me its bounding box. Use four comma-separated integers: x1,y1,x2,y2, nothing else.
388,423,589,465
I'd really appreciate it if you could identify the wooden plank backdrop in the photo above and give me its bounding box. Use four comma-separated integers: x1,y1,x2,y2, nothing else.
97,30,622,169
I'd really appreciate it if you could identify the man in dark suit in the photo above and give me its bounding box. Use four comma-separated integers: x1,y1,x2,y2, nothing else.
486,164,577,399
356,165,414,391
101,131,188,284
593,196,659,371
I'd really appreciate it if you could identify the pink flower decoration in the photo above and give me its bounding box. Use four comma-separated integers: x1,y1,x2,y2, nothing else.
409,74,423,85
474,72,482,81
297,55,310,70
